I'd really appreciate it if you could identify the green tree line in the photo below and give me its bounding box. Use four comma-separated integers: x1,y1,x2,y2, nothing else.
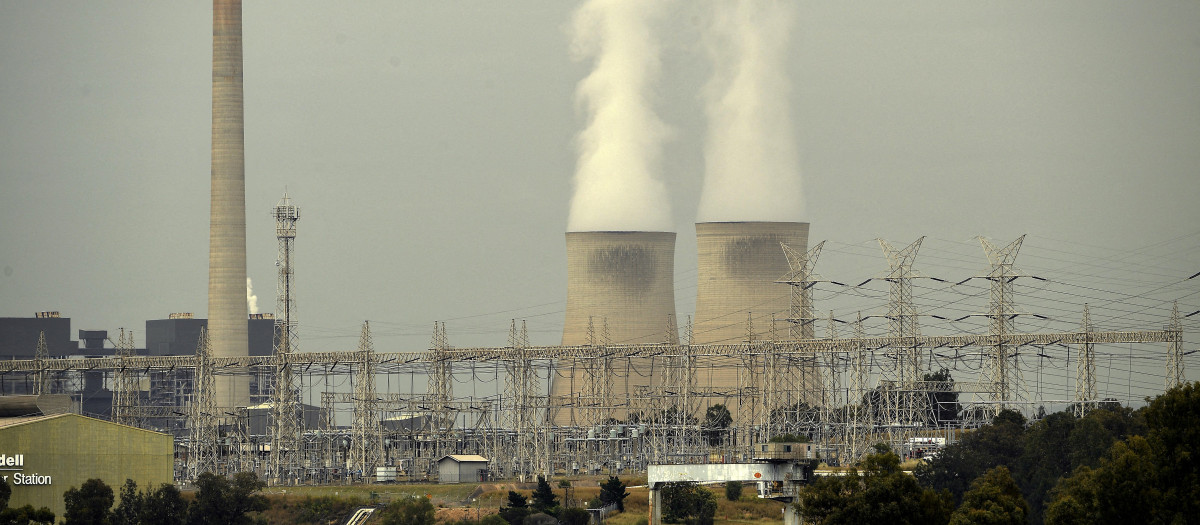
797,382,1200,525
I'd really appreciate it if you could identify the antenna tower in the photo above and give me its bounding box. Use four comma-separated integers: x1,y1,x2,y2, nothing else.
270,191,301,485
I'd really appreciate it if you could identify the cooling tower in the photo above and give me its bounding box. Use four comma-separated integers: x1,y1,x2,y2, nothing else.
552,231,678,425
690,222,812,426
208,0,249,410
561,231,678,345
693,222,808,343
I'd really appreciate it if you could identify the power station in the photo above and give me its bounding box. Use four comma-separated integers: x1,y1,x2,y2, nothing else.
0,0,1191,492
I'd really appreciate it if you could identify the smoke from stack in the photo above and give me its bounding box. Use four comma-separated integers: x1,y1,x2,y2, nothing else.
566,0,672,232
697,2,803,222
246,277,258,315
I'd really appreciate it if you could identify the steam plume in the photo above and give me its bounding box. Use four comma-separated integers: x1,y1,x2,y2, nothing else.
697,1,803,222
246,277,258,315
567,0,673,232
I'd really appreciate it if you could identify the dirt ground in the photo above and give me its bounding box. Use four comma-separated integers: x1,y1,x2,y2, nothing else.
436,507,500,522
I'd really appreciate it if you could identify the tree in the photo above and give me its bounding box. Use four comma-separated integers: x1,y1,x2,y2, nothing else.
186,472,267,525
659,406,698,426
531,476,558,513
378,496,435,525
948,466,1028,525
660,482,717,525
557,507,589,525
915,409,1026,500
63,478,114,525
598,476,628,512
141,484,188,525
507,491,527,509
798,445,954,525
1045,382,1200,524
703,405,732,446
0,504,55,525
500,491,530,525
110,479,142,525
724,481,742,502
1,477,53,525
922,369,959,425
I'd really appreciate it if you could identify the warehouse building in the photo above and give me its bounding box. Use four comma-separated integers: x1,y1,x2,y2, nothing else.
0,412,173,518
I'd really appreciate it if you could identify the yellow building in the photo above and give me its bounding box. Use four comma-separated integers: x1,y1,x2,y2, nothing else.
0,413,173,519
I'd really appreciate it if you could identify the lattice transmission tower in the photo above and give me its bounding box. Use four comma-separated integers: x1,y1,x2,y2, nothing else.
189,327,220,478
269,191,301,485
503,320,541,479
1167,301,1184,389
980,235,1026,411
34,331,49,395
350,321,381,480
779,241,826,434
1075,305,1096,417
879,237,925,446
112,328,140,427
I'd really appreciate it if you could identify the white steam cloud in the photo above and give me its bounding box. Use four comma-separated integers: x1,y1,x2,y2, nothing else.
567,0,673,232
697,1,804,222
246,277,258,315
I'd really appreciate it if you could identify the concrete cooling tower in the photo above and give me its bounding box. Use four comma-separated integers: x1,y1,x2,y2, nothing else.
693,221,809,344
691,222,813,424
552,231,678,425
208,0,250,410
561,231,679,345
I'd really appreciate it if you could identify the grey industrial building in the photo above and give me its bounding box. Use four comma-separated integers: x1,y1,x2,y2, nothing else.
0,312,278,425
436,454,489,483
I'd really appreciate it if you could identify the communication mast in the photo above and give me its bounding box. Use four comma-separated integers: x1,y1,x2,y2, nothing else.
270,191,301,485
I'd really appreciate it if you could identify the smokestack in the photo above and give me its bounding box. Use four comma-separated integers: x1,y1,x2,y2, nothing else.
208,0,249,410
693,222,808,344
552,231,678,424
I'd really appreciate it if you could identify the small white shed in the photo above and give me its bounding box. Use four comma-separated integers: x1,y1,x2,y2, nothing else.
437,454,489,483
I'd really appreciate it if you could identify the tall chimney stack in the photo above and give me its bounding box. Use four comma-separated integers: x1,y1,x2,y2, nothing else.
208,0,249,409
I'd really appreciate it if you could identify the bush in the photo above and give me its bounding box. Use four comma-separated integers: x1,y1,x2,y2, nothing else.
558,507,590,525
724,481,743,501
661,482,717,525
378,496,436,525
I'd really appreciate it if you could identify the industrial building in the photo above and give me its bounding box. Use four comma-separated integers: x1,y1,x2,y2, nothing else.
436,455,489,484
0,412,173,519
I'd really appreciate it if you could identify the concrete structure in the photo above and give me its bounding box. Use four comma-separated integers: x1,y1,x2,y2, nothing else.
647,454,815,525
209,0,249,410
0,413,173,519
693,222,809,344
561,231,679,346
145,316,275,357
244,401,322,435
691,222,809,422
554,231,678,423
0,395,70,417
0,314,78,358
436,454,489,483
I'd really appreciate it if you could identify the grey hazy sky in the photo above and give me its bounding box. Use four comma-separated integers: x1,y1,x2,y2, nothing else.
2,1,1198,403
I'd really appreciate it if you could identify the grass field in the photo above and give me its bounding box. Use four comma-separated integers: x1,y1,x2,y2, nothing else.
256,478,786,525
